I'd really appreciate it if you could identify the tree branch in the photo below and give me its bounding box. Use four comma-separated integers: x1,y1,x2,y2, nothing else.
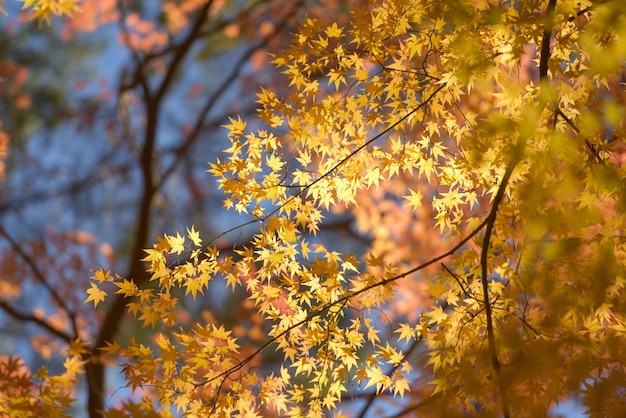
539,0,557,82
476,3,557,417
0,300,73,343
156,1,304,190
86,3,217,416
554,106,604,162
478,152,518,418
0,223,79,338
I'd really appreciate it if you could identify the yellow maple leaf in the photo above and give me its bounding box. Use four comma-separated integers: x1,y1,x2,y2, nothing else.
63,355,87,377
394,323,416,344
20,0,81,25
365,252,384,267
403,188,423,209
187,225,202,246
67,339,90,357
99,340,121,356
184,277,204,300
393,377,410,397
325,22,343,38
168,232,185,255
91,268,111,283
114,279,139,297
223,115,246,137
85,282,107,307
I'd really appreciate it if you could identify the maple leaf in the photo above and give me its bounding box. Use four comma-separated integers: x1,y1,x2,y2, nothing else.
223,116,247,137
325,22,343,38
393,376,410,397
85,283,107,308
100,341,121,356
69,339,90,357
184,277,204,300
168,232,185,255
394,323,418,344
20,0,81,25
363,366,387,394
403,188,423,209
114,279,139,297
365,252,385,267
63,356,87,377
186,226,202,246
91,268,111,283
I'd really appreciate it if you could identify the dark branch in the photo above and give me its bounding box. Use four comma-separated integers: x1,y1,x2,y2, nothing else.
478,149,518,418
539,0,557,81
156,1,304,190
554,107,604,162
476,3,558,418
0,223,77,334
87,3,217,417
0,300,72,343
441,262,469,296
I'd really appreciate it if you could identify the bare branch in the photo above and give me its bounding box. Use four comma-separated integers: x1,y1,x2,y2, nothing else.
0,223,77,333
0,300,73,343
156,1,304,190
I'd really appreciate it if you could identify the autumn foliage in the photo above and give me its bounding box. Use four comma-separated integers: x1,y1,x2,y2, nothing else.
2,0,626,417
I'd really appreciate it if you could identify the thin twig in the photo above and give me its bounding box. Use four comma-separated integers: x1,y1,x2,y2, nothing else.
0,300,72,342
441,262,469,296
0,223,76,332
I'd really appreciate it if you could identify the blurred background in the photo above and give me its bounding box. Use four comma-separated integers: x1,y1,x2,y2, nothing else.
0,0,367,415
